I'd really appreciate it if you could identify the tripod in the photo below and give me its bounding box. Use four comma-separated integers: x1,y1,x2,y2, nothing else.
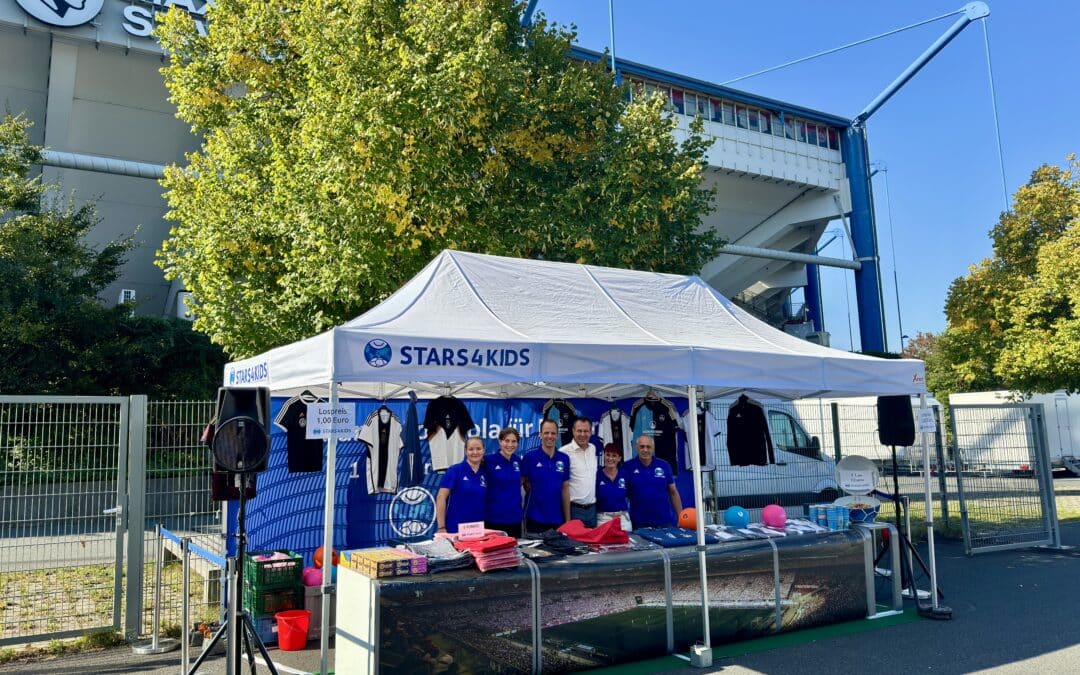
188,477,279,675
876,445,945,609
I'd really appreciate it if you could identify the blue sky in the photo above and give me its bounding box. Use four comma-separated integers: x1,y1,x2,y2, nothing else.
538,0,1077,352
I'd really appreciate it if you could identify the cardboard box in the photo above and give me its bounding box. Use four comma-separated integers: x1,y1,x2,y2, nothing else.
342,548,412,578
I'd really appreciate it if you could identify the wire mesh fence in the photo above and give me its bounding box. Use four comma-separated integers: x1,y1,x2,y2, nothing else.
0,396,127,645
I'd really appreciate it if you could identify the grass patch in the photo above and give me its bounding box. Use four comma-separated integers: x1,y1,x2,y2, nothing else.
0,629,126,664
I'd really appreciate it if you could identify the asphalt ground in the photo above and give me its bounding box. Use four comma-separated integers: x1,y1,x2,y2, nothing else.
2,520,1078,674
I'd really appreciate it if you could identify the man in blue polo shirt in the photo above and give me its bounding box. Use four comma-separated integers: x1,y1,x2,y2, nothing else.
624,435,682,529
522,419,570,533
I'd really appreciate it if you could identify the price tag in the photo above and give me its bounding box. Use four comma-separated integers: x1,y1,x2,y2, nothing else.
458,521,485,540
917,408,937,434
837,469,876,494
306,402,356,439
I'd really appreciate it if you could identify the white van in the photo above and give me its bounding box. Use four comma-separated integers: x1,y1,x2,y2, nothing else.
949,390,1079,475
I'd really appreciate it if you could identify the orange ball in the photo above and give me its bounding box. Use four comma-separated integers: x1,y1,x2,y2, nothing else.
678,507,697,530
314,546,339,569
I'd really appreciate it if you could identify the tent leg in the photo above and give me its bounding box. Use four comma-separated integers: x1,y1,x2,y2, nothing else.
320,381,339,674
919,393,951,619
686,386,712,666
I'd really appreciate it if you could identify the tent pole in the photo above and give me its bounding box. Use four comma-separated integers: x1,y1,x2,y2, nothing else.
686,385,712,657
919,393,941,609
320,380,339,675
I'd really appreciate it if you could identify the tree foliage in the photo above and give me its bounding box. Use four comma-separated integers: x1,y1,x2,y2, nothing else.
936,155,1080,396
0,115,227,398
156,0,720,358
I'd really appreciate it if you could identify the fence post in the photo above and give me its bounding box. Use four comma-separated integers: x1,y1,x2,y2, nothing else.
933,406,949,528
181,537,191,673
125,394,148,639
830,402,842,462
1031,404,1064,549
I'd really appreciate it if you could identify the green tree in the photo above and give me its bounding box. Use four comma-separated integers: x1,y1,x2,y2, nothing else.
156,0,720,358
0,115,227,398
938,155,1080,395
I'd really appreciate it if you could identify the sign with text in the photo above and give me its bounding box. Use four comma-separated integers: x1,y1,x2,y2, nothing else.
917,408,937,434
306,402,356,439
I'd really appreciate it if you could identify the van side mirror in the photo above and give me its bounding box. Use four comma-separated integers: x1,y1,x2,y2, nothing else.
810,436,821,459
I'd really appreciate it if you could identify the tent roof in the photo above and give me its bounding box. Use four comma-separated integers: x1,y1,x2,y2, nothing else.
224,250,926,400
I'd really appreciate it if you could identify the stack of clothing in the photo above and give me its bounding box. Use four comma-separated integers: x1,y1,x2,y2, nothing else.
397,538,472,574
557,518,630,552
451,533,522,572
633,527,720,548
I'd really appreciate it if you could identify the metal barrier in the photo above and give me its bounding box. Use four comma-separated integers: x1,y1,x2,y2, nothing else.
951,403,1062,554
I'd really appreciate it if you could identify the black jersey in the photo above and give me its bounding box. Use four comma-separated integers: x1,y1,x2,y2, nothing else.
727,396,774,466
631,396,682,475
423,396,475,470
357,406,404,494
542,398,578,447
273,392,325,472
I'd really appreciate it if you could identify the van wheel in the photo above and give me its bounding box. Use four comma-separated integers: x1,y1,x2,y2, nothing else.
817,489,839,502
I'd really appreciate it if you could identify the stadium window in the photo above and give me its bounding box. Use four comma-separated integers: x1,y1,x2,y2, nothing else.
684,92,699,116
671,89,685,115
748,108,760,132
785,116,796,140
710,98,723,123
828,127,840,150
817,125,828,148
659,86,673,111
796,120,807,143
696,95,708,118
644,82,657,100
736,105,748,129
771,113,783,136
760,110,771,134
806,124,817,146
722,102,735,125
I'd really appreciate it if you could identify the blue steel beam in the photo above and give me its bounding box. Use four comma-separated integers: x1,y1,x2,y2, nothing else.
845,2,989,352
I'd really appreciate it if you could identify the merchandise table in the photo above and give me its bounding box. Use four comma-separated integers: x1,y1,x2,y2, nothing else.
335,524,900,674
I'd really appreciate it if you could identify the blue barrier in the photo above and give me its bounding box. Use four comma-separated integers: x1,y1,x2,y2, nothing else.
160,526,227,569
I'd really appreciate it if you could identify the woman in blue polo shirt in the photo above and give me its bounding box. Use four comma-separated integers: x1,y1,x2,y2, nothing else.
596,443,632,531
484,427,524,537
436,437,487,534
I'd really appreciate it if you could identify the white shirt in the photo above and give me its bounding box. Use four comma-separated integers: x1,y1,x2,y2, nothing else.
562,441,597,504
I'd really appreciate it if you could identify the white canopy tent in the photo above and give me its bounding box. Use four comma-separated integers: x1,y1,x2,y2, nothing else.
224,249,929,672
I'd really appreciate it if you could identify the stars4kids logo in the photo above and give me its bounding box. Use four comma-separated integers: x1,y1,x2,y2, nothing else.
16,0,104,27
389,487,436,538
364,339,393,368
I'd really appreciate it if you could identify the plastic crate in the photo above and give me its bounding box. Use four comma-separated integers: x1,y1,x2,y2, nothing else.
244,550,302,590
252,615,278,645
244,584,303,616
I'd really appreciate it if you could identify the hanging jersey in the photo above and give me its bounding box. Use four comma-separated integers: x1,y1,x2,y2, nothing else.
273,393,325,472
439,461,487,534
357,407,404,494
542,398,578,447
682,407,717,471
599,407,633,461
727,398,774,466
423,396,475,471
631,396,683,475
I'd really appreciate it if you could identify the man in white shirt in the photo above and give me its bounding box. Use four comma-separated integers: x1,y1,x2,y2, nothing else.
563,415,598,527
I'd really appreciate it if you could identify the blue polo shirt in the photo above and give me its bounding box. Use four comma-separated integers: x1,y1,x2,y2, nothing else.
483,452,523,525
439,460,487,533
596,468,629,513
624,457,676,528
521,448,570,526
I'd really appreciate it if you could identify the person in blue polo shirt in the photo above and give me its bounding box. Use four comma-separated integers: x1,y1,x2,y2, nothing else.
624,435,682,529
596,443,632,531
521,419,570,533
484,427,524,537
436,437,487,534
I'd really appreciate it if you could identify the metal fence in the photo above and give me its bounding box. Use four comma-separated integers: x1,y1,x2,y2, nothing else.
951,403,1062,554
0,396,128,646
0,395,223,646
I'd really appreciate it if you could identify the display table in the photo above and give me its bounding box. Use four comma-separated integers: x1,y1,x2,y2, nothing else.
336,527,899,674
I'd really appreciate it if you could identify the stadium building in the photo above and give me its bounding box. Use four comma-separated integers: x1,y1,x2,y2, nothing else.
0,0,888,350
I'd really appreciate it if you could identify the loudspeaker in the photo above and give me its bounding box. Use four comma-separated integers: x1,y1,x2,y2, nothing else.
876,395,915,446
212,387,271,474
210,471,257,502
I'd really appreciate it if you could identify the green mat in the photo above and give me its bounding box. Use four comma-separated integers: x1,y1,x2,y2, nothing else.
591,609,922,674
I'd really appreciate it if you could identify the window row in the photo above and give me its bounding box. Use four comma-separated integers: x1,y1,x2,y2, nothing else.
625,77,841,151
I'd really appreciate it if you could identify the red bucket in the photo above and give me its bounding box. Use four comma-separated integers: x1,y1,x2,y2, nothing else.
275,609,311,651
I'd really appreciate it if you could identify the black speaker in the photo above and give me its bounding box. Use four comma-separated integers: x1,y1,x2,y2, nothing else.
212,387,271,474
876,395,915,446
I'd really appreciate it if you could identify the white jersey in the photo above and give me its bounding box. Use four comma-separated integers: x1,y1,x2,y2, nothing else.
599,408,633,461
356,407,404,494
682,407,717,471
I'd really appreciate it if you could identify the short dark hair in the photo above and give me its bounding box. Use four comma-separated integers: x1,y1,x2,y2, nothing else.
571,415,592,428
539,418,560,432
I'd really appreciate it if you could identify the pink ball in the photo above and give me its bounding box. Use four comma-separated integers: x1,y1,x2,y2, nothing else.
761,504,787,528
302,566,322,587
